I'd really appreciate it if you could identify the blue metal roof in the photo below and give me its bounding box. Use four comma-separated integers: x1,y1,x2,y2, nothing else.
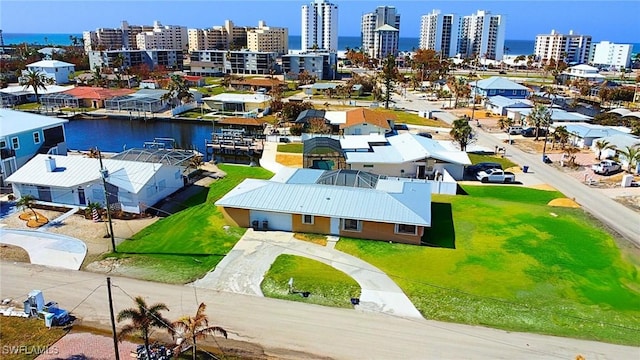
556,123,627,139
487,95,531,108
473,77,530,91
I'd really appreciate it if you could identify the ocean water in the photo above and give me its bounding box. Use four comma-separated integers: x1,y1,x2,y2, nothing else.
3,33,638,56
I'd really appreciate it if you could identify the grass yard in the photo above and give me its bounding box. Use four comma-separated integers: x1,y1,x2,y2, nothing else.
374,108,450,127
0,316,67,360
112,164,273,283
468,153,518,169
261,254,360,308
277,143,303,153
335,185,640,345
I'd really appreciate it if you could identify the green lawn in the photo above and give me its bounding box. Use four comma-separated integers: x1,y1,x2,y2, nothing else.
0,317,67,360
112,164,273,283
277,143,303,153
14,103,41,110
334,185,640,345
468,153,519,169
261,254,361,308
374,108,450,127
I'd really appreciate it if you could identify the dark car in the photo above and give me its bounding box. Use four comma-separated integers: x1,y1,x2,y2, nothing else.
521,128,548,137
416,132,432,139
499,70,507,74
465,162,502,175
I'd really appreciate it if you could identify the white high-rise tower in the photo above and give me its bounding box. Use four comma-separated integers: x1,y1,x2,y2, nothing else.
419,10,459,58
301,0,338,52
362,6,400,58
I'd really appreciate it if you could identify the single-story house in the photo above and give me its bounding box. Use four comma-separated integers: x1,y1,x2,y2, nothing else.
485,95,532,116
182,75,206,87
75,73,138,88
0,109,68,185
202,93,271,117
302,82,340,95
24,60,75,85
214,117,267,136
104,89,170,113
344,132,472,182
6,149,196,214
590,133,640,160
0,84,74,107
469,76,531,99
341,108,395,135
40,87,135,109
229,78,286,93
216,168,432,245
551,122,628,148
510,108,592,125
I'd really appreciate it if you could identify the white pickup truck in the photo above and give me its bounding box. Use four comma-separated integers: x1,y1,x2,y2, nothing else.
476,168,516,183
591,160,621,175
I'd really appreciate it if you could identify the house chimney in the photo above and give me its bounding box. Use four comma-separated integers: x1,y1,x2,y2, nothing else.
45,156,56,172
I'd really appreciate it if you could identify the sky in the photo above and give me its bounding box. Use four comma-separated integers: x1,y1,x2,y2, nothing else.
1,0,639,42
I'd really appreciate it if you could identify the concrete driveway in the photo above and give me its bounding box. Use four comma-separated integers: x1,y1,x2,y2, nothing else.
0,229,87,270
192,229,422,319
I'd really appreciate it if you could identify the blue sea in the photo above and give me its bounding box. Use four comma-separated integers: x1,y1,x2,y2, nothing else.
3,33,638,56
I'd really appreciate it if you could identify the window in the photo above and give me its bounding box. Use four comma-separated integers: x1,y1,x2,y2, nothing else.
11,137,19,150
395,224,418,235
0,140,6,148
342,219,361,232
302,214,314,224
33,132,41,144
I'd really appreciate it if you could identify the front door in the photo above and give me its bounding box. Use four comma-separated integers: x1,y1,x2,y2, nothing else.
417,165,426,179
78,188,86,205
330,218,340,235
37,186,52,202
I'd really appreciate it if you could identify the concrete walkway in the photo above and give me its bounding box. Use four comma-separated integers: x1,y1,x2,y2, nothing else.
259,141,285,174
0,229,87,270
36,206,79,232
192,229,422,319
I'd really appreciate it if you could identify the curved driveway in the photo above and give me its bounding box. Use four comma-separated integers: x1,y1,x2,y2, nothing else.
191,229,422,319
0,228,87,270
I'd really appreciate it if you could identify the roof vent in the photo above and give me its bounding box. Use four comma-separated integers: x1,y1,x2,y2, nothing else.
45,156,56,172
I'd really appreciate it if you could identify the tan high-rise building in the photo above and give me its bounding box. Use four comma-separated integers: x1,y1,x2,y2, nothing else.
247,20,288,55
135,21,188,51
187,20,254,51
534,29,592,64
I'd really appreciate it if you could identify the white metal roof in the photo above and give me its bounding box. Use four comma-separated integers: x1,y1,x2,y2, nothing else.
203,93,271,103
0,84,74,96
345,133,471,165
27,60,75,68
339,134,387,150
325,111,346,124
0,109,68,137
5,154,162,194
216,178,431,226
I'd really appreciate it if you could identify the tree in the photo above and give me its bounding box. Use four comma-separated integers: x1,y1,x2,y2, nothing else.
16,195,39,221
307,118,331,134
281,101,314,122
412,49,441,82
617,145,640,173
553,125,569,149
162,74,193,107
593,139,616,160
170,302,227,360
381,54,398,109
448,76,469,108
497,117,513,130
564,146,580,167
450,118,474,151
527,104,552,141
117,296,170,359
19,69,53,103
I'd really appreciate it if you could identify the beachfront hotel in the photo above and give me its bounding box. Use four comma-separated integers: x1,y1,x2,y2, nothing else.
301,0,338,52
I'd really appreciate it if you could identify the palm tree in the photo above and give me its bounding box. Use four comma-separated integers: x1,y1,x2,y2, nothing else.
162,74,193,108
117,296,170,359
617,145,640,173
497,117,513,130
527,104,552,141
564,146,580,167
16,194,39,221
170,302,227,360
19,69,52,103
593,139,616,160
450,118,474,151
553,125,569,149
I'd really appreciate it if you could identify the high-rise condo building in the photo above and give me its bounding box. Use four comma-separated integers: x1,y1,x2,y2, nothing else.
590,41,632,69
135,21,188,51
458,10,506,60
188,20,253,52
83,21,184,53
534,30,592,65
247,20,289,55
301,0,338,52
361,6,400,58
419,10,459,58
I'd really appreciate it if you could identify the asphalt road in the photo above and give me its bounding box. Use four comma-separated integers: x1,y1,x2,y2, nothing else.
1,262,637,360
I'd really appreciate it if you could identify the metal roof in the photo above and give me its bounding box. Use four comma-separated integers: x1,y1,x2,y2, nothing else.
0,109,68,137
27,60,75,68
203,93,271,103
517,108,592,122
472,77,531,91
110,148,196,166
5,154,162,193
553,122,628,139
592,133,640,149
487,95,532,108
316,169,381,188
216,178,431,226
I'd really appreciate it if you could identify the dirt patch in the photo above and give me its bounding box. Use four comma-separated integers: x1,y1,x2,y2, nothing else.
18,211,49,228
294,233,328,246
547,198,581,208
276,153,303,167
0,244,30,263
615,196,640,213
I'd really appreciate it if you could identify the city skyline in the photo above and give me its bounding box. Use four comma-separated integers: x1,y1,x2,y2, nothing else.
1,0,639,43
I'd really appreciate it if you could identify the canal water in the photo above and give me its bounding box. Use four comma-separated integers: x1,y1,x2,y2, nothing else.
64,117,259,164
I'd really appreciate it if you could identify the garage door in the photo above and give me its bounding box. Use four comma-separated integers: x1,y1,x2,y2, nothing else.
250,211,292,231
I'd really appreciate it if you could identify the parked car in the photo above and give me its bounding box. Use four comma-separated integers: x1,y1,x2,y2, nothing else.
507,126,524,135
522,128,548,137
476,168,516,183
499,70,507,74
279,137,291,143
465,162,502,175
416,132,432,138
592,160,621,175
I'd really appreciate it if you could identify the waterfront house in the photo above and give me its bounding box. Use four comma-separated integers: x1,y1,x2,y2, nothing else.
216,168,431,245
6,148,197,214
0,84,74,107
40,87,136,109
214,117,267,136
202,93,271,117
24,60,76,85
469,76,531,99
341,108,395,135
228,78,286,93
0,109,67,186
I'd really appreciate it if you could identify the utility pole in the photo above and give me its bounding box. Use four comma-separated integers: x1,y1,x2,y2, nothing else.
107,277,121,360
98,147,116,253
